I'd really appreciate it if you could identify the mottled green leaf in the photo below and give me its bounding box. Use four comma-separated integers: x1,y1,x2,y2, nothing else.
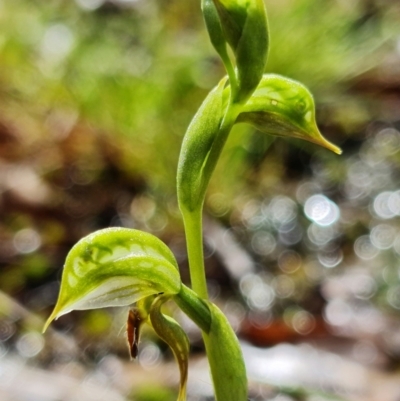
237,74,342,154
204,302,247,401
44,228,181,332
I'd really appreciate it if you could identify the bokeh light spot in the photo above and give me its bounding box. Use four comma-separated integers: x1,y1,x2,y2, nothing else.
251,231,276,256
304,194,339,226
13,228,41,254
75,0,105,10
272,275,295,298
278,250,301,274
292,310,316,335
324,299,352,327
370,224,396,250
16,332,44,358
373,191,395,219
0,320,16,342
354,235,379,260
138,342,161,369
267,196,297,227
240,274,275,311
317,249,343,268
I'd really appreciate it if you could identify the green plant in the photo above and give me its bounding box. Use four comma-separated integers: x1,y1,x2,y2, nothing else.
43,1,340,400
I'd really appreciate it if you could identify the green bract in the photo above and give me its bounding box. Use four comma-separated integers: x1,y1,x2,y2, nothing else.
177,77,227,213
205,302,247,401
237,74,342,154
43,228,181,332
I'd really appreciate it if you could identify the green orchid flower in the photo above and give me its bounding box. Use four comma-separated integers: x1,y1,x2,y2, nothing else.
237,74,342,154
43,228,181,332
44,1,342,401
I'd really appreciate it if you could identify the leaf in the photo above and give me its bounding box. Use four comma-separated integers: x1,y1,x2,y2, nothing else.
177,77,227,213
43,228,181,332
237,74,342,154
204,302,247,401
150,295,190,401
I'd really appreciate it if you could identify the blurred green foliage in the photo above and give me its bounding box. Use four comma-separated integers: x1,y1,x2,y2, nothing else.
1,3,400,399
1,0,400,318
134,385,177,401
1,0,399,205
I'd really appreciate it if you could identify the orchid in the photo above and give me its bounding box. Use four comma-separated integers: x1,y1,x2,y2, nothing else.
44,1,340,400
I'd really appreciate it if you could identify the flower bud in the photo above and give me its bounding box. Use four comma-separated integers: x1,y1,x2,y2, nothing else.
237,74,342,154
212,0,269,103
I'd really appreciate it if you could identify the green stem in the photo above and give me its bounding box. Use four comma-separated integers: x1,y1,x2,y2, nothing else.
183,104,241,298
183,208,208,299
223,55,238,101
183,101,242,303
179,96,246,401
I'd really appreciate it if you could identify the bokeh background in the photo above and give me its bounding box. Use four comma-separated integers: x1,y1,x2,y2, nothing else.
1,0,400,400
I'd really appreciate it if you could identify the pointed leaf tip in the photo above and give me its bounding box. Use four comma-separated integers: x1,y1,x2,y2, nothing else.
304,126,342,155
330,143,342,155
323,141,342,155
42,314,55,334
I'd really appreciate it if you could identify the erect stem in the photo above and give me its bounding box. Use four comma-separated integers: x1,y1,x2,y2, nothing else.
223,55,238,102
182,101,242,302
183,207,208,299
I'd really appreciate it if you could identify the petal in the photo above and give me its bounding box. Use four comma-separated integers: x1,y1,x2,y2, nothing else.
150,295,190,401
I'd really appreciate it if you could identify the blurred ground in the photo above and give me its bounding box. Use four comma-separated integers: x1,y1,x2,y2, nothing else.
1,0,400,400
